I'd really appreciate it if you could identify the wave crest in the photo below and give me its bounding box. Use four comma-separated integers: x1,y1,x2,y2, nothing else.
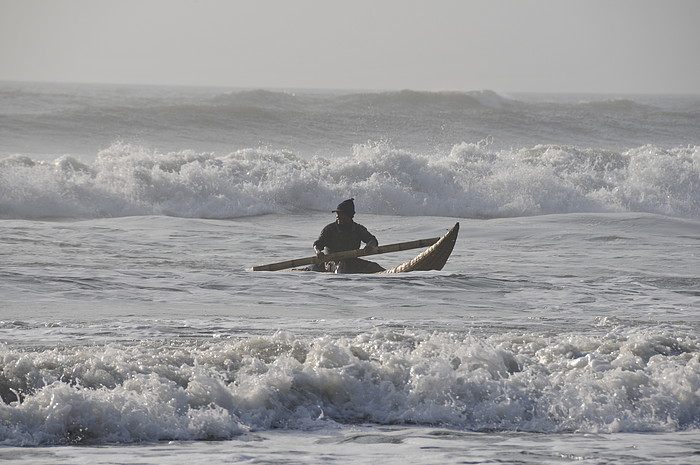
1,142,698,219
0,327,698,444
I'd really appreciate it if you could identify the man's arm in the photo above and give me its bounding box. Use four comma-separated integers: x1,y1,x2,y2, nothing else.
359,225,379,249
313,225,331,257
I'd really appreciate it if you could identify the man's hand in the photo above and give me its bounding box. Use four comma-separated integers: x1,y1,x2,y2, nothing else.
314,247,325,259
364,240,378,253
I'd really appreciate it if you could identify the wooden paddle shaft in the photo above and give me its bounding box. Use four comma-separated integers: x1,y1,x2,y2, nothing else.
253,237,440,271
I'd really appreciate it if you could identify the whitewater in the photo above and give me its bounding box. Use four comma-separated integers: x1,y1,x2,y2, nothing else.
1,82,700,464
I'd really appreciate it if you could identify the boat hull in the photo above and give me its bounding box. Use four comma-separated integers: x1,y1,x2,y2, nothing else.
379,222,459,273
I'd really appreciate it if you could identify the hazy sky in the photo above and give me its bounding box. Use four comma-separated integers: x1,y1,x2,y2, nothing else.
1,0,699,93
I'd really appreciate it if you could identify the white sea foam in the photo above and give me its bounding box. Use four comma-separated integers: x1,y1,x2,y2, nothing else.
0,328,698,445
1,142,698,220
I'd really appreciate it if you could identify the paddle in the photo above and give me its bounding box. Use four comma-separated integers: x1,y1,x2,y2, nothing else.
252,237,440,271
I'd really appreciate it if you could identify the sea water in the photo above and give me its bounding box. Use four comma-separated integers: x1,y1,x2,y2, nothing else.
1,82,699,464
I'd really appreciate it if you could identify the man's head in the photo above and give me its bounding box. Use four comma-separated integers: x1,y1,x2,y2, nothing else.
332,198,355,224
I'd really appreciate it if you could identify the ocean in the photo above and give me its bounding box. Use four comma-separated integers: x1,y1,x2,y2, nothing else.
1,81,699,464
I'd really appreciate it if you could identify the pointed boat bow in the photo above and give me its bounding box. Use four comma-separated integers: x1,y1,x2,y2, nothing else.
379,222,459,273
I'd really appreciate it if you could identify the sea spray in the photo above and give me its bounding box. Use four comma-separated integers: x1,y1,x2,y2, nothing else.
1,142,698,220
1,328,698,445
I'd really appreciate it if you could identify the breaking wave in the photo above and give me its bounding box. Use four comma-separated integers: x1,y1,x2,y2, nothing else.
1,141,698,220
1,327,698,445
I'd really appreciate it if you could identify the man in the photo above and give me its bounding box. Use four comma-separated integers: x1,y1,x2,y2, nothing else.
311,198,385,273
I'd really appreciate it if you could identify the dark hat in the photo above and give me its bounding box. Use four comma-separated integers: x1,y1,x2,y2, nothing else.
332,198,355,217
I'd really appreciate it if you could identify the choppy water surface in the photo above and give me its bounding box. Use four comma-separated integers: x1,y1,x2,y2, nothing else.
1,82,699,463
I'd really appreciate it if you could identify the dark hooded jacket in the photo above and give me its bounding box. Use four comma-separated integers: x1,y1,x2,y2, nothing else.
313,221,379,253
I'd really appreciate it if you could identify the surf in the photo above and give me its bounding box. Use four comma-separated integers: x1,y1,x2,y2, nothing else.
1,141,698,220
1,326,698,446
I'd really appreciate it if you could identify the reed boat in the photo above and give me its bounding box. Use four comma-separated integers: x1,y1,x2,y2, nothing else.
253,223,459,273
378,222,459,273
